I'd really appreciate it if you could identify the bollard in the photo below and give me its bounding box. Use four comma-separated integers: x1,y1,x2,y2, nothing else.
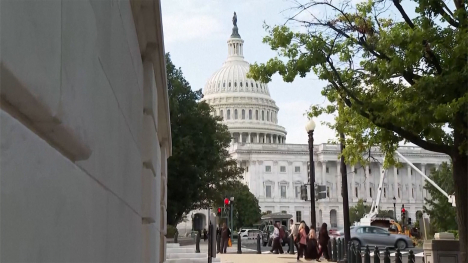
407,250,415,263
329,239,333,262
256,234,262,254
237,233,242,254
338,238,342,260
364,245,370,263
348,242,352,263
395,248,402,263
373,247,380,263
174,229,178,243
350,243,355,263
333,238,338,261
383,247,391,263
216,233,221,254
355,244,362,263
289,235,295,254
196,231,201,253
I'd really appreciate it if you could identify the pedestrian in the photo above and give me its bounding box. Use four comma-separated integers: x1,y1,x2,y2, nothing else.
296,222,307,261
203,228,207,242
305,229,320,261
300,220,310,235
318,223,330,260
270,222,284,254
220,223,231,254
288,219,299,253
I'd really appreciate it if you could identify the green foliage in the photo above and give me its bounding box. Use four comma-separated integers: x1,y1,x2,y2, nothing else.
424,162,458,232
247,0,468,253
166,53,244,225
447,230,459,239
166,225,178,238
349,199,370,224
214,181,262,230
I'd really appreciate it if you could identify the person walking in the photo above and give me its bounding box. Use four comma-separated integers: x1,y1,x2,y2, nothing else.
300,220,310,235
296,222,307,261
305,229,320,261
318,223,330,260
288,219,299,253
220,223,231,254
270,222,284,254
203,228,207,242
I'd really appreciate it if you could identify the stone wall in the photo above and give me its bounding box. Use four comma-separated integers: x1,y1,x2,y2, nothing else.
0,0,171,262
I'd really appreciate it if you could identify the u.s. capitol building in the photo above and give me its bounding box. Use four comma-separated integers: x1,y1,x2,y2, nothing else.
177,16,449,233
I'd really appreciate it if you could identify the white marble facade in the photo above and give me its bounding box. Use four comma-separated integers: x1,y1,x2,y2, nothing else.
1,1,171,262
231,143,449,230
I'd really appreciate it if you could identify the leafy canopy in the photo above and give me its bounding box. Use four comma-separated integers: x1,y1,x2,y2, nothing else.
424,162,458,232
166,54,243,226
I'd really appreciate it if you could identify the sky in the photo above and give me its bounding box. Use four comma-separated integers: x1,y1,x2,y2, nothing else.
159,0,409,145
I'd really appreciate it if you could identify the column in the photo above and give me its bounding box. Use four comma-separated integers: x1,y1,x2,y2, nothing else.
394,166,399,201
351,165,356,201
240,133,243,143
322,162,327,187
421,163,426,199
248,133,251,143
336,161,341,200
264,134,266,144
257,133,260,143
379,163,384,201
408,164,413,202
365,165,371,201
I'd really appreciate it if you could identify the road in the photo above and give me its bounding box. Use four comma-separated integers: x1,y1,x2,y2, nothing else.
237,241,424,263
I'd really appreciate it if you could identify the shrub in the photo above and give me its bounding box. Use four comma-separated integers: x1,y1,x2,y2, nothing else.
166,225,178,238
447,230,459,239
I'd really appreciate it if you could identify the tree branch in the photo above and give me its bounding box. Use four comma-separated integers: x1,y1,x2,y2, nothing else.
392,0,415,28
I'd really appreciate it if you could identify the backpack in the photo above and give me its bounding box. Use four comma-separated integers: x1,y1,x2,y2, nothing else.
279,227,285,239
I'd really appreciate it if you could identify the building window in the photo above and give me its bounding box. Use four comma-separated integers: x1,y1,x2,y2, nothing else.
397,169,399,175
242,109,245,119
296,211,302,222
370,188,373,198
295,186,301,198
369,168,372,174
327,186,330,197
281,210,287,214
227,109,231,120
262,111,265,120
266,186,272,198
326,166,329,173
280,166,286,173
411,169,413,175
246,167,249,172
412,188,414,198
234,109,238,119
256,110,259,120
384,188,387,198
355,187,358,198
220,110,223,119
295,166,300,173
265,166,271,172
266,210,272,214
249,110,252,119
281,186,286,198
398,188,401,198
229,82,231,87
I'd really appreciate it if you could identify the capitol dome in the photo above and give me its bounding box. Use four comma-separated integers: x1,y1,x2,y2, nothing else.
202,13,287,144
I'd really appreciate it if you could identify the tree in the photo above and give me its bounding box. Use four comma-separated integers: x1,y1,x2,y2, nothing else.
248,0,468,259
349,199,370,224
424,162,458,232
166,53,243,226
214,181,262,230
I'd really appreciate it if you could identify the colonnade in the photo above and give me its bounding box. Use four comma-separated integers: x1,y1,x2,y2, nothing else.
231,132,286,144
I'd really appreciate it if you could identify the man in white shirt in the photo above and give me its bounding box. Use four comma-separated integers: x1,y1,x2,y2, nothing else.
287,219,299,253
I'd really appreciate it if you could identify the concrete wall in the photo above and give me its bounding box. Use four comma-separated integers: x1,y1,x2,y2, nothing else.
0,0,171,262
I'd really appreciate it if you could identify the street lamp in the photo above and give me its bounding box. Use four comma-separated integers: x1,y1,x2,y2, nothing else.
393,197,397,220
305,119,317,229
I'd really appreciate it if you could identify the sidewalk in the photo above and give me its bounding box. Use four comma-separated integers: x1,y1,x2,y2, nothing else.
218,253,327,263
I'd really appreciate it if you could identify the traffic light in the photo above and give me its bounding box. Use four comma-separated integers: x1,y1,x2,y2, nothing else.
401,205,406,223
217,207,222,216
300,185,308,201
408,217,412,225
315,184,327,201
224,198,230,206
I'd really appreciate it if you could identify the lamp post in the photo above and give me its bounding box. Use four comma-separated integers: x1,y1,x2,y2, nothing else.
393,197,397,220
305,119,317,229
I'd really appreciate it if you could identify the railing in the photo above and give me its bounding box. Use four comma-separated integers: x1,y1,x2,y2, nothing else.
327,238,417,263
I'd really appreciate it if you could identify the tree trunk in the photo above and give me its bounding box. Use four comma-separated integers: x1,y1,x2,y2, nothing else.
452,149,467,263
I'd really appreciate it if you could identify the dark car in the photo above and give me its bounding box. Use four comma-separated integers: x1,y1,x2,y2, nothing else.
261,225,290,246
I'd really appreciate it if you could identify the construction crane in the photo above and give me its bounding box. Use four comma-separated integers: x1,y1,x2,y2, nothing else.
358,150,456,227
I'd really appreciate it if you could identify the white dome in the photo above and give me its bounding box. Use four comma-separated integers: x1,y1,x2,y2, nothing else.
201,15,287,145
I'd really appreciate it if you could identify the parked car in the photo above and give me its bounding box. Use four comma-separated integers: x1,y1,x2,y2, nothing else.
334,226,414,250
261,225,290,246
240,229,262,240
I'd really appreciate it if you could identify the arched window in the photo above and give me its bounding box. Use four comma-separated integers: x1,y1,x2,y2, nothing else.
234,109,238,119
234,82,237,87
227,109,231,120
223,82,225,87
256,110,259,120
355,187,358,198
384,188,387,197
262,111,265,121
249,110,252,119
242,109,245,119
240,82,242,87
220,110,224,119
229,82,231,87
251,82,254,87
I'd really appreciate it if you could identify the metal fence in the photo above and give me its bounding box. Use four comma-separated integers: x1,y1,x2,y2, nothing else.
327,238,417,263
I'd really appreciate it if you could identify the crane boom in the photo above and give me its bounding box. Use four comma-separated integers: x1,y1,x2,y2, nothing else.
395,151,456,207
